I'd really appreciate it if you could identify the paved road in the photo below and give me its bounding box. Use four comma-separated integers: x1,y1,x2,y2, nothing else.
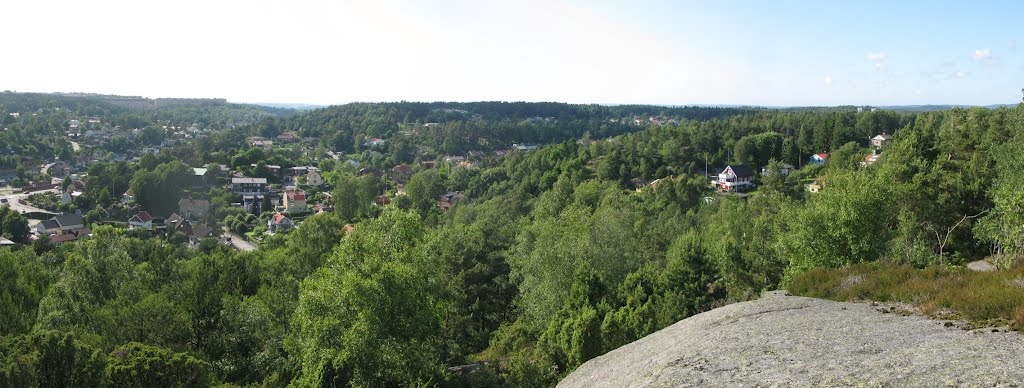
0,191,59,218
221,227,257,251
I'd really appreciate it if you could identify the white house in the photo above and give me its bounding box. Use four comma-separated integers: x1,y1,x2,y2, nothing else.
871,133,893,148
231,177,268,195
716,165,755,192
809,153,829,165
305,170,324,186
760,163,795,177
129,211,154,230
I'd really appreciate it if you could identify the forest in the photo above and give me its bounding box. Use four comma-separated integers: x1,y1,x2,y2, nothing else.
2,99,1024,386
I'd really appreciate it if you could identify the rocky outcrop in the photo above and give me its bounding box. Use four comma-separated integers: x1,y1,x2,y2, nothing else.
559,291,1024,387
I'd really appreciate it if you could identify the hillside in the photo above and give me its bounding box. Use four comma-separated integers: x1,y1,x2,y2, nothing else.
560,292,1024,387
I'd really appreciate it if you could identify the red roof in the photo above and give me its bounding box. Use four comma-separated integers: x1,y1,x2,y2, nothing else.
287,190,306,201
271,213,290,224
815,153,830,159
131,211,153,223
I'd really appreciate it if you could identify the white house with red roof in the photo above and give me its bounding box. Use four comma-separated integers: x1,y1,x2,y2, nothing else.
129,211,154,230
809,153,830,165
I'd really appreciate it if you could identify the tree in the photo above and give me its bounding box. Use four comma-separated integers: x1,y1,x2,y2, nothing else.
288,209,451,386
0,207,30,243
405,169,443,216
105,342,211,387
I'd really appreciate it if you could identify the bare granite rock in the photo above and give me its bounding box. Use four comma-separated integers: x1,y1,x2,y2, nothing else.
559,292,1024,387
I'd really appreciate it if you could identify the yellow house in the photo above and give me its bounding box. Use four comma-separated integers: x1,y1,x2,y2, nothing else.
284,190,307,213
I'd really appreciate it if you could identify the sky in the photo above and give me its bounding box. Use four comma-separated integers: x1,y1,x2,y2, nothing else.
2,0,1022,106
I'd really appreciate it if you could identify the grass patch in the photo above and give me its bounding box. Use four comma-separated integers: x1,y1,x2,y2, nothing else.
789,262,1024,331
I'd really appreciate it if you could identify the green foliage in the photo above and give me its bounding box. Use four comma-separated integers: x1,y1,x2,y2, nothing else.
777,171,897,281
106,342,211,387
0,330,107,388
0,249,54,336
0,206,30,243
287,209,451,386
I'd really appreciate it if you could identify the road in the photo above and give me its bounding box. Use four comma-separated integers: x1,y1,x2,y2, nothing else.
0,190,59,218
221,227,257,252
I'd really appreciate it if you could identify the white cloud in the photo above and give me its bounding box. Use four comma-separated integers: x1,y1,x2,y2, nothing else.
973,48,992,60
866,52,886,61
953,70,969,79
1010,40,1018,51
972,48,1000,65
824,75,833,86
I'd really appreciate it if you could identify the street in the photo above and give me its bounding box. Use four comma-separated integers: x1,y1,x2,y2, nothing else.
221,227,257,251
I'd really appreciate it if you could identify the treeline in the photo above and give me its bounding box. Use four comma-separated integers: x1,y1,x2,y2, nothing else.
2,104,1023,386
247,101,760,155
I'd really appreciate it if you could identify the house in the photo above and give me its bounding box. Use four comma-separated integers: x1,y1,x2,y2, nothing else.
36,219,61,236
375,195,391,207
358,168,383,180
284,190,307,213
47,214,85,235
268,213,293,233
290,166,320,176
716,165,755,192
806,176,826,193
364,138,386,147
166,213,192,236
862,151,882,166
513,143,538,151
190,224,214,242
645,176,678,191
760,163,795,177
129,211,154,230
231,177,268,195
178,198,210,220
391,165,413,183
250,164,282,176
444,156,466,164
49,233,77,245
123,189,136,203
871,133,894,148
809,153,829,165
251,140,274,149
0,237,14,246
305,170,324,186
202,163,230,176
438,191,466,212
276,132,300,144
191,168,209,187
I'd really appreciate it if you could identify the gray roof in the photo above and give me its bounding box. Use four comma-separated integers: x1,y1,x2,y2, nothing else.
53,214,84,228
232,177,267,184
40,219,60,230
726,165,755,178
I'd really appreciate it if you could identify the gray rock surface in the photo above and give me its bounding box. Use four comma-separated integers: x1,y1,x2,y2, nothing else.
559,292,1024,387
967,260,998,272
